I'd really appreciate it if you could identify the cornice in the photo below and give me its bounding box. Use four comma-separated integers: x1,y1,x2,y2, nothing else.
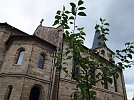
93,86,124,97
60,77,76,84
0,73,50,84
60,78,124,97
5,35,57,50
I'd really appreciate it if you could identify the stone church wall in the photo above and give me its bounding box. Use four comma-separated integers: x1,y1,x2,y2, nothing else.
0,23,127,100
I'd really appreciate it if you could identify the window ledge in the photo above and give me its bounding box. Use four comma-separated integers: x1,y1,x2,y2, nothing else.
13,64,21,66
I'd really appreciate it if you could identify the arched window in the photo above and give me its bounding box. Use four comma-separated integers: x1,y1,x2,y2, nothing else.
72,57,79,78
103,72,108,89
38,54,45,69
16,50,25,65
89,61,96,86
4,85,13,100
113,74,118,92
29,87,40,100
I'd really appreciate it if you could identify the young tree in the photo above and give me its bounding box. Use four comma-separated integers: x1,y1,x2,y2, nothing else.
53,0,134,100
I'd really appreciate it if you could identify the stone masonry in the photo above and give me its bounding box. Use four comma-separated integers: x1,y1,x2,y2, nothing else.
0,22,127,100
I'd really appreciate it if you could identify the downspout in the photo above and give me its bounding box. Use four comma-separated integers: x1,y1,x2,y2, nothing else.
50,33,64,100
56,33,64,100
47,52,56,100
120,70,127,100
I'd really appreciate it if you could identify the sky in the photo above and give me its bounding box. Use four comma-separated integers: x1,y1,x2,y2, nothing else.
1,0,134,99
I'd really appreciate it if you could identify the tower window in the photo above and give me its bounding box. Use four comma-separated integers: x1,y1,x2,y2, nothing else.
29,87,40,100
16,50,25,65
113,75,118,92
89,61,96,86
103,72,108,89
4,85,13,100
72,66,79,78
72,58,79,78
38,54,45,69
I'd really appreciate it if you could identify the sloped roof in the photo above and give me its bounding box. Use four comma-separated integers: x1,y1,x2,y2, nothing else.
91,29,106,49
91,29,114,54
33,25,63,47
0,23,28,35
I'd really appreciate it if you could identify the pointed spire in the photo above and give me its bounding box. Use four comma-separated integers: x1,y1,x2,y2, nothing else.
91,29,106,49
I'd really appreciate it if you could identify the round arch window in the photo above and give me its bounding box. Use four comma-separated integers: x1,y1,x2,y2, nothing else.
29,87,40,100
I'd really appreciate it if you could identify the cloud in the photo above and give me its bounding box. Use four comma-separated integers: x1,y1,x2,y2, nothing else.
103,0,134,51
126,84,134,100
0,0,134,99
124,67,134,84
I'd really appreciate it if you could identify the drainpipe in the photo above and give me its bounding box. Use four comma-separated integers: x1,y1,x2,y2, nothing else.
55,34,64,100
120,70,127,100
47,52,56,100
50,33,64,100
47,32,64,100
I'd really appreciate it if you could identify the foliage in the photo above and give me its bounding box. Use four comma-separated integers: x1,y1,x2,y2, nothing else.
53,0,134,100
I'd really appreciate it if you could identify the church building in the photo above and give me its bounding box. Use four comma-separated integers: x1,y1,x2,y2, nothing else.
0,22,127,100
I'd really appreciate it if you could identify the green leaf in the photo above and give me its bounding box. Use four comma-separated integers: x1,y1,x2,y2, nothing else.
79,36,85,40
55,15,61,19
80,31,86,36
52,20,59,26
78,7,86,10
101,81,104,85
127,54,132,59
90,91,96,95
65,10,70,14
101,50,105,55
100,17,103,22
65,50,70,56
130,46,134,48
77,27,84,31
70,2,76,7
95,29,100,33
63,67,68,74
65,30,70,35
57,29,62,32
95,24,100,29
104,28,109,31
57,66,62,71
115,73,119,79
69,16,74,20
125,42,130,46
63,17,68,23
56,10,61,15
107,78,113,84
78,0,84,6
125,60,130,63
70,22,73,24
104,23,110,26
117,62,122,67
64,24,70,29
71,6,76,15
66,55,72,60
78,12,87,16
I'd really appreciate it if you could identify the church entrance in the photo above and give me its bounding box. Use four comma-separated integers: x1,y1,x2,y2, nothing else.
29,87,40,100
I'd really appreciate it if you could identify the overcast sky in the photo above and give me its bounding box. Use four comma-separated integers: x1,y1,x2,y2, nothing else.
1,0,134,99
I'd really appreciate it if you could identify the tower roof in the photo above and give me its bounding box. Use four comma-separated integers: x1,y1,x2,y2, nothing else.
91,29,106,49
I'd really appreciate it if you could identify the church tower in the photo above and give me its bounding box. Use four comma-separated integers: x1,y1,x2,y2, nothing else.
0,22,60,100
91,29,127,100
0,22,127,100
91,29,115,61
